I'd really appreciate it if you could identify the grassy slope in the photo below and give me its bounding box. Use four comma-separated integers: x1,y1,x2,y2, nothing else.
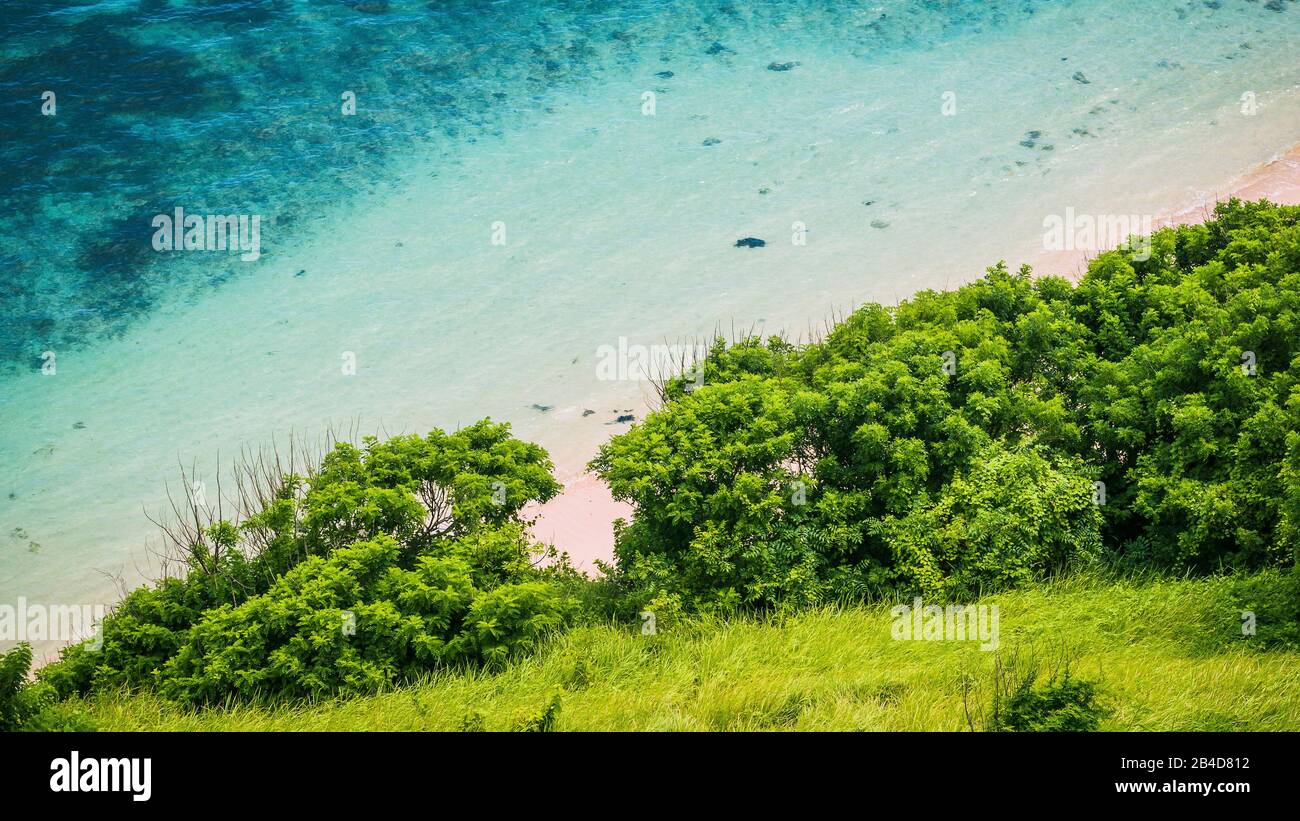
76,574,1300,731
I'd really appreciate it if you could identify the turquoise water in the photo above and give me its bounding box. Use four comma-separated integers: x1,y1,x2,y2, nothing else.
3,0,1300,651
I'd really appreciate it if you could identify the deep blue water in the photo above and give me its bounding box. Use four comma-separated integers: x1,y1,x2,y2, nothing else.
0,0,1059,370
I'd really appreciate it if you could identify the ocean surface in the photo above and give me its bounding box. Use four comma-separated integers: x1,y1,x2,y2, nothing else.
3,0,1300,650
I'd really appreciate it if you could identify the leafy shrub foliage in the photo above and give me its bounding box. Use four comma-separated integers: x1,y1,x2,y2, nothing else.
159,529,573,702
1,644,94,731
879,444,1101,598
0,643,37,731
595,200,1300,611
966,649,1106,732
42,421,571,704
989,672,1103,733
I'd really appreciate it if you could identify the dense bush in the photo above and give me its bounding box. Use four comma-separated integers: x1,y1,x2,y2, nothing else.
1,644,94,731
41,420,572,703
595,200,1300,612
990,672,1104,733
159,528,573,703
879,444,1102,598
0,643,38,731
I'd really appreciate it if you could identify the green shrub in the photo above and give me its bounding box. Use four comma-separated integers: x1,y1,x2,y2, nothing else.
157,529,574,703
1,644,95,732
596,200,1300,611
971,649,1106,732
0,642,34,731
40,420,569,703
879,444,1102,598
991,674,1103,733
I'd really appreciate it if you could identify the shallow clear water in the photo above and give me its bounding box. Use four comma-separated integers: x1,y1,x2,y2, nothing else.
3,0,1300,646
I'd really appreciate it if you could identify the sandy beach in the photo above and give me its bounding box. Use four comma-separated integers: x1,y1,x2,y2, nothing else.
1034,142,1300,278
531,141,1300,573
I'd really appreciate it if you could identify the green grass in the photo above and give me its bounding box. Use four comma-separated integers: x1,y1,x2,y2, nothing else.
73,573,1300,731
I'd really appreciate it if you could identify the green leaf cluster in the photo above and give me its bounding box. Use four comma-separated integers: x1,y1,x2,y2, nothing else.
595,199,1300,611
41,420,571,704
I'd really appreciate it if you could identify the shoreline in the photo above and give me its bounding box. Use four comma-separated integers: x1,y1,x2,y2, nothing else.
530,140,1300,573
1033,142,1300,278
21,143,1300,668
